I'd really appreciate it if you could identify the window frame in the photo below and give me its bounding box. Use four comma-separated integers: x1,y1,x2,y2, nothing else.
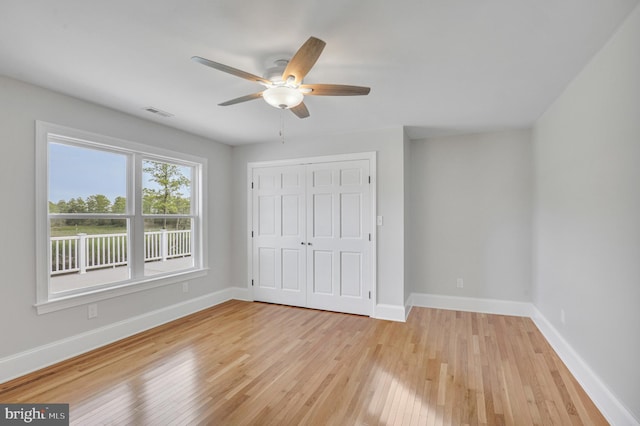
35,121,208,314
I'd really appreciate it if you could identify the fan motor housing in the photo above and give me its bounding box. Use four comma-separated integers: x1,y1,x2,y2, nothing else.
263,59,289,83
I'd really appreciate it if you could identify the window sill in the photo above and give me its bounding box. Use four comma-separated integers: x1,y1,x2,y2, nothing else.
35,268,209,315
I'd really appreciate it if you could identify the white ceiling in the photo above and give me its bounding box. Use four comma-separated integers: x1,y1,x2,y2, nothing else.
1,0,638,145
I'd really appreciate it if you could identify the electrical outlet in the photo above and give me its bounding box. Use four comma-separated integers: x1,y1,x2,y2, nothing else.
456,278,464,288
560,309,566,325
88,303,98,319
182,282,189,293
377,216,384,226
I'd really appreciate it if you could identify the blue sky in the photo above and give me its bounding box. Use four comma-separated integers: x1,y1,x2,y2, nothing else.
49,143,191,203
49,143,126,202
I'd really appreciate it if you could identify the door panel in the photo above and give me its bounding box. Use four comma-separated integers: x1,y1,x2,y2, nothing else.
312,169,333,187
306,160,371,315
340,193,362,238
313,251,334,294
258,196,276,235
281,195,300,236
340,252,362,297
313,194,333,237
252,165,306,306
340,168,362,185
281,249,301,291
258,174,276,189
258,247,276,288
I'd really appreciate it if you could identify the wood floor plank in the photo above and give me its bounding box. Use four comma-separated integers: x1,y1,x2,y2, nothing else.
0,301,608,425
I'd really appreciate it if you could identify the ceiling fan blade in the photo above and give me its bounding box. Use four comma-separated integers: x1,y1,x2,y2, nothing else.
282,37,326,85
192,56,270,85
218,92,264,106
300,84,371,96
290,102,310,119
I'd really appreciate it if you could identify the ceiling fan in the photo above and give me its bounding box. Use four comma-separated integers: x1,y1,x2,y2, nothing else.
192,36,370,119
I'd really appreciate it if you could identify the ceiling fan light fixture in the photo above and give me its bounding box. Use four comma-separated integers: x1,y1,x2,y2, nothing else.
263,86,303,109
193,36,370,119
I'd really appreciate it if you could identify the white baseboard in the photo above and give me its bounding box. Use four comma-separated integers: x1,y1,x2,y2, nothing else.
228,286,251,301
531,308,639,426
409,292,534,317
374,303,406,322
404,296,413,321
0,287,244,384
407,292,638,426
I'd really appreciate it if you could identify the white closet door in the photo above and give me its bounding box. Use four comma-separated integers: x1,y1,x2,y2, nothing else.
306,160,372,316
252,165,306,306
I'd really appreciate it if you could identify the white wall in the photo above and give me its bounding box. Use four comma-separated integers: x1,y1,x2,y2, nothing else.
533,4,640,421
409,130,532,301
230,127,407,311
0,76,232,359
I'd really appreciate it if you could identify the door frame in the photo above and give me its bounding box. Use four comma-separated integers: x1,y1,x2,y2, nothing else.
247,152,377,315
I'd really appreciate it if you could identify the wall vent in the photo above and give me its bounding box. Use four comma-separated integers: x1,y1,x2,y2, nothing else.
143,106,174,118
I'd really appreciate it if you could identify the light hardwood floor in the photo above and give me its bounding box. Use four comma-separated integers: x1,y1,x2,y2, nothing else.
0,300,607,425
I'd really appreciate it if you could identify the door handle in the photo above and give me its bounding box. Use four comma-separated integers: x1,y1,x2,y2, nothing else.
307,242,312,246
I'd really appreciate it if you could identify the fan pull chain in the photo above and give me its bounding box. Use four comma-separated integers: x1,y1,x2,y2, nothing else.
279,109,285,144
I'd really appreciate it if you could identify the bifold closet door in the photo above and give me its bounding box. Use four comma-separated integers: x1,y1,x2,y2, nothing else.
305,160,372,316
252,165,307,307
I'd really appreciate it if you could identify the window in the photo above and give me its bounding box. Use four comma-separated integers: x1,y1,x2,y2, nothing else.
36,122,207,313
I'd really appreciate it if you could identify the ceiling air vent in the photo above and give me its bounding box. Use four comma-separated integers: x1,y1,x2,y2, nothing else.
143,106,174,118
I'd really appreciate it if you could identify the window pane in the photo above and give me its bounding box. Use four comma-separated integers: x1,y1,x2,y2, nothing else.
142,160,192,215
49,143,127,213
50,219,129,293
144,218,193,276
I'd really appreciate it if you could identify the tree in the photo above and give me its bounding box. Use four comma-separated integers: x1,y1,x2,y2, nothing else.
86,194,111,213
111,196,127,226
55,200,68,213
86,194,112,225
112,196,126,213
65,197,87,226
66,197,87,213
142,161,190,229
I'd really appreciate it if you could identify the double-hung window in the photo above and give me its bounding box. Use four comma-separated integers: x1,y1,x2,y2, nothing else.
35,122,207,313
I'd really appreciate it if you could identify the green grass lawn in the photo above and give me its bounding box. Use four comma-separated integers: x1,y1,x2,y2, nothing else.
50,224,127,237
50,222,183,237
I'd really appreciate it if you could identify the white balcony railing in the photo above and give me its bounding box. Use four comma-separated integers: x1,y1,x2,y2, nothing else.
50,229,191,275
